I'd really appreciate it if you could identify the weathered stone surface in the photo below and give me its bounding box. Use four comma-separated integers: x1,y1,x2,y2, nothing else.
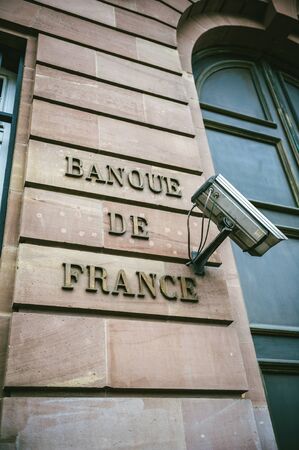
30,100,201,172
37,34,97,79
182,398,262,449
103,0,180,27
37,35,186,102
0,247,18,313
34,4,137,60
112,0,181,26
31,0,177,46
8,143,27,192
31,100,99,150
1,191,22,247
95,51,186,101
25,140,202,212
31,0,180,28
5,313,106,387
0,397,185,449
254,406,278,450
20,188,220,264
115,7,177,46
33,0,116,26
98,115,198,170
14,103,31,144
107,319,247,390
13,244,231,322
0,398,261,449
0,314,10,387
21,188,104,249
5,313,246,390
162,0,191,13
136,37,182,73
134,0,180,27
34,65,194,135
0,0,182,72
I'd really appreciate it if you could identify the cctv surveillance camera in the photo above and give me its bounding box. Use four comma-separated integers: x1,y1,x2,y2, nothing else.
191,174,287,257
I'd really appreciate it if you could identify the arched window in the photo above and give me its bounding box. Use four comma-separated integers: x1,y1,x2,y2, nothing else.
193,51,299,450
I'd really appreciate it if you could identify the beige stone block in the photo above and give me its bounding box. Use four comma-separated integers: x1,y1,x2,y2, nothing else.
115,8,176,46
136,38,182,73
20,188,104,248
31,0,177,46
37,35,186,101
20,188,221,264
101,200,220,263
254,406,278,450
19,67,34,104
34,65,193,134
182,398,262,449
2,191,22,247
5,312,246,391
162,0,191,12
0,246,18,313
0,0,38,28
0,397,185,449
95,51,187,102
102,0,181,29
15,102,31,145
98,115,200,171
13,244,231,322
108,319,247,391
34,0,116,26
33,5,137,59
30,100,202,172
0,314,10,387
34,65,146,123
0,0,181,72
239,341,267,405
24,36,37,69
37,34,97,78
0,397,265,450
7,143,27,192
177,17,211,74
5,313,106,387
194,13,228,31
134,0,180,27
25,140,202,213
103,0,138,11
31,100,99,150
143,94,194,135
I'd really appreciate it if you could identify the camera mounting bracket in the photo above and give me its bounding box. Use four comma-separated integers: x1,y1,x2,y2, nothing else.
187,218,234,276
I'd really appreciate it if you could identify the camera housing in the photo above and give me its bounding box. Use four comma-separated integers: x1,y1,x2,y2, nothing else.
191,174,287,257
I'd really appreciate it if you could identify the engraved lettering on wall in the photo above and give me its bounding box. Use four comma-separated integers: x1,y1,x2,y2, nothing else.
108,212,149,240
65,156,182,198
62,263,198,303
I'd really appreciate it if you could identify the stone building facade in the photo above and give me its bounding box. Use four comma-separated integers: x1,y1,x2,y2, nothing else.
0,0,298,448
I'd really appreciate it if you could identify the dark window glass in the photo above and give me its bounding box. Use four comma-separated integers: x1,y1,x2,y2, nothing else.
207,129,296,206
263,374,299,450
233,238,299,327
200,67,266,119
193,52,299,449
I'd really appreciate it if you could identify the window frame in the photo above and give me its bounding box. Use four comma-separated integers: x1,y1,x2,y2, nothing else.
0,45,24,252
192,47,299,369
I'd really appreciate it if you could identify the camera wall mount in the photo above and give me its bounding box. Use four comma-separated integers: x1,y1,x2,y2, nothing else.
188,174,287,275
